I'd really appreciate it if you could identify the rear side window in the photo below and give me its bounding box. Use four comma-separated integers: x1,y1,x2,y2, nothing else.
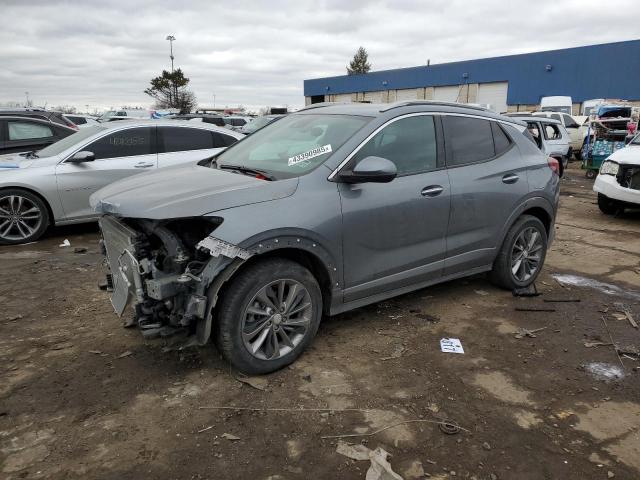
159,127,214,152
68,116,87,125
7,121,53,140
350,115,438,176
86,127,154,160
444,116,495,166
212,132,238,148
543,124,562,140
550,114,561,122
203,117,225,127
491,122,512,156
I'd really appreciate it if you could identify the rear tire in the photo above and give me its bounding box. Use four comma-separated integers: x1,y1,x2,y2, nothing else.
489,215,548,290
597,193,619,215
214,258,322,374
0,189,50,245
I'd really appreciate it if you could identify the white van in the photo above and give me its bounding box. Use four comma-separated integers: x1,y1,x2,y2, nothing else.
582,99,605,116
540,96,573,115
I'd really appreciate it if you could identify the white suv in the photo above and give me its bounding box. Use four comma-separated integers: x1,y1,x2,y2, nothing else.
593,133,640,214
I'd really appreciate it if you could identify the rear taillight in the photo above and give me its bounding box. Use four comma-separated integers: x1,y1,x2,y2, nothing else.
547,157,560,175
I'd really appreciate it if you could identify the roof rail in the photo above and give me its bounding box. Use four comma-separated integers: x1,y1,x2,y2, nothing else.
298,101,351,111
380,101,489,112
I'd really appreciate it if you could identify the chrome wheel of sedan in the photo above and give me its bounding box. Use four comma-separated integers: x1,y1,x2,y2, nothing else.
241,279,312,361
0,194,44,242
511,227,543,282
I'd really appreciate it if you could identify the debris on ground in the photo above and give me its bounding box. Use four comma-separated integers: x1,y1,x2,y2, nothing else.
381,345,407,360
73,247,88,254
440,338,464,354
552,274,640,301
474,290,490,296
583,362,625,381
512,284,539,297
515,307,556,312
235,375,268,391
438,419,461,435
543,298,580,303
513,327,547,339
583,341,613,348
117,350,133,359
336,442,403,480
59,239,71,247
221,433,240,441
614,303,638,329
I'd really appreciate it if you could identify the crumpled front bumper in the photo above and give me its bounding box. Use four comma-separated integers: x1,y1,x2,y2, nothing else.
593,173,640,205
99,215,146,315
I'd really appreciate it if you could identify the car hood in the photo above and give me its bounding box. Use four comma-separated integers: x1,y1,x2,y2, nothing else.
0,153,36,170
90,164,299,219
608,145,640,165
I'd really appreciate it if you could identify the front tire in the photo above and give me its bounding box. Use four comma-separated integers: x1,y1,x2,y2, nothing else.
490,215,548,290
0,189,50,245
214,258,322,374
597,193,619,215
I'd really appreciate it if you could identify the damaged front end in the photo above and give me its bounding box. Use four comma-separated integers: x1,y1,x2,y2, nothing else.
99,214,251,346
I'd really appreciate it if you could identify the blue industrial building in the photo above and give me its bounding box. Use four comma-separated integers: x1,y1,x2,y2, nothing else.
303,40,640,113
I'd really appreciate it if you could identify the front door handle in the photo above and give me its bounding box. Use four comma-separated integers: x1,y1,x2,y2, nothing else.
421,185,444,197
134,162,155,169
502,173,519,184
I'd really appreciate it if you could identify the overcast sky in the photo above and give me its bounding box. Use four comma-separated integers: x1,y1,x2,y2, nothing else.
1,0,637,113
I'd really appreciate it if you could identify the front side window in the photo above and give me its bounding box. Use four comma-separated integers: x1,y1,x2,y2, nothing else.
444,116,495,166
215,114,371,179
563,115,579,128
159,127,213,153
350,115,438,176
8,121,53,140
85,127,153,160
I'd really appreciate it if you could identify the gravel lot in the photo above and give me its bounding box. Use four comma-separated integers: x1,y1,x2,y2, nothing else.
1,163,639,480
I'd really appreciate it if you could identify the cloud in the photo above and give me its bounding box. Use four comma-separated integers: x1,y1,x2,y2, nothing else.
0,0,637,112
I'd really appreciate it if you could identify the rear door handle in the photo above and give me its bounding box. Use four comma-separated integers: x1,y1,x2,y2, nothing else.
502,173,519,184
134,162,155,169
421,185,444,197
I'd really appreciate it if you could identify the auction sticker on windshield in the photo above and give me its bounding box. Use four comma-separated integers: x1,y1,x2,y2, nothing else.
288,144,332,166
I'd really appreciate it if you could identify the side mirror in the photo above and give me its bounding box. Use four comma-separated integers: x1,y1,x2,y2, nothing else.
339,156,397,184
68,151,95,163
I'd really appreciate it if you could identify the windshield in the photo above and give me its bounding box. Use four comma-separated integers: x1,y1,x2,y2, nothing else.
215,114,372,179
244,116,277,133
631,134,640,146
540,106,571,114
37,125,106,157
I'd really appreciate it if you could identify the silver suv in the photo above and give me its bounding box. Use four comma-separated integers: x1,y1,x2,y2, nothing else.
92,102,560,374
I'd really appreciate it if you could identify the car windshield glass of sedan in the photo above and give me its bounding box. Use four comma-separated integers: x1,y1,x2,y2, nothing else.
37,125,106,157
215,114,371,178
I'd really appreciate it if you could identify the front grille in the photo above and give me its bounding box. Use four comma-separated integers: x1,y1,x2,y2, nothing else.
617,164,640,191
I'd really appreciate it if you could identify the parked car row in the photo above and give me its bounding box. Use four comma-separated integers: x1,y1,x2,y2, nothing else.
0,121,243,243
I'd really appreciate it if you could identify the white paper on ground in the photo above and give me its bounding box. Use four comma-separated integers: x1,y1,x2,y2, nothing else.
440,337,464,354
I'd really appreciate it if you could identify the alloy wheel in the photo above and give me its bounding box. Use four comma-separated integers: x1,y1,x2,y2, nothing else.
511,227,543,282
241,279,313,361
0,194,43,242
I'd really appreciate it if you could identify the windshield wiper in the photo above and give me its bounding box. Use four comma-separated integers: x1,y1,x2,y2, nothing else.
25,151,39,159
218,164,275,181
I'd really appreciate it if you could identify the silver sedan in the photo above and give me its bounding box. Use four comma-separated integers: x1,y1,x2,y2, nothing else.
0,120,243,244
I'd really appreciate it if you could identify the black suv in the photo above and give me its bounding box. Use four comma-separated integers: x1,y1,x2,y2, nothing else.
170,114,226,127
0,109,78,130
0,116,76,155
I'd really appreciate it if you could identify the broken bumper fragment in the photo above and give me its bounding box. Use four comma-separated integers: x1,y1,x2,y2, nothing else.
98,214,251,343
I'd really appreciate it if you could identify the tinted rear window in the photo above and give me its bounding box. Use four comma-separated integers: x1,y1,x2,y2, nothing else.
491,122,512,155
213,132,238,148
444,116,495,166
159,127,214,152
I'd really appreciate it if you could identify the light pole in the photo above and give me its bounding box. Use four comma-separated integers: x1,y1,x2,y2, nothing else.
212,93,216,109
166,35,176,72
24,91,30,107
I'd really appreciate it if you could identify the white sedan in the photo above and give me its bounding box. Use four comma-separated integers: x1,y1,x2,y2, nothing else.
0,120,243,244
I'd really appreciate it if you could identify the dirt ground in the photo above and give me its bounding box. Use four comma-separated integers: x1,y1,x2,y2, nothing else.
1,163,639,480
